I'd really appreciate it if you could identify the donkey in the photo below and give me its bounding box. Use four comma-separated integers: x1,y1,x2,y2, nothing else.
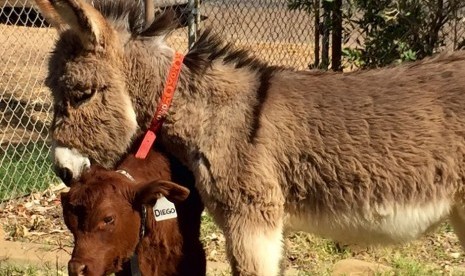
62,147,206,276
36,0,465,274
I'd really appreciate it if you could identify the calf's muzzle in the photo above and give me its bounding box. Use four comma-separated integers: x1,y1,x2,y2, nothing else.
68,260,86,276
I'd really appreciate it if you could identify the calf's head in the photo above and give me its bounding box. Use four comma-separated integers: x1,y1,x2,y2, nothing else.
61,166,189,276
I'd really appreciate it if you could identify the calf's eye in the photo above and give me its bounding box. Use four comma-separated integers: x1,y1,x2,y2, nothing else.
103,216,114,224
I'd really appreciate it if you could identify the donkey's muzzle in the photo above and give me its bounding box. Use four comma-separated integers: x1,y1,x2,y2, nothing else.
52,145,91,185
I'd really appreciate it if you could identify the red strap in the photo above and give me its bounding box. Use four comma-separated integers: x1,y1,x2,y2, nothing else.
135,52,184,159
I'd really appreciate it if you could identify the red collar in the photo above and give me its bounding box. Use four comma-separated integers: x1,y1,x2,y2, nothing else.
135,52,184,159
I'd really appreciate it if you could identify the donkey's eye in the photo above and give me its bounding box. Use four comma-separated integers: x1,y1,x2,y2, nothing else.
71,87,97,106
78,88,96,102
103,216,114,224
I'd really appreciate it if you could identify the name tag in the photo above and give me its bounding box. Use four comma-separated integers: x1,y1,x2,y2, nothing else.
153,197,177,221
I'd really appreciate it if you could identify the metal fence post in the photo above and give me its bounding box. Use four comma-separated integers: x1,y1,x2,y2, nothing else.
187,0,198,49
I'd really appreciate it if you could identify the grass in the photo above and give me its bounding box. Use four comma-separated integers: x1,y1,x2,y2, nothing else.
197,214,465,275
0,253,458,276
0,262,67,276
2,207,465,275
1,262,233,276
390,256,438,276
0,141,57,201
1,152,465,274
0,259,227,276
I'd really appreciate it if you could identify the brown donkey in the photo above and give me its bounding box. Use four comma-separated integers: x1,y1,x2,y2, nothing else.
36,0,465,274
62,148,206,276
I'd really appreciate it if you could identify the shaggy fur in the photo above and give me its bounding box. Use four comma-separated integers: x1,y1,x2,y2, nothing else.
62,147,206,276
37,0,465,274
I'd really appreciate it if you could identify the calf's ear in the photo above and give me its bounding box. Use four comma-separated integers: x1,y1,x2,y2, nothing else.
135,180,190,206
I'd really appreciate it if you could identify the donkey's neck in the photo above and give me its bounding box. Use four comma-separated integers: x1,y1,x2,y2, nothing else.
126,40,278,172
124,41,176,131
163,60,266,165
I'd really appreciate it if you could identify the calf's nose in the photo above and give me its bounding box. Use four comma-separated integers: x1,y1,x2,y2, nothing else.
68,260,86,276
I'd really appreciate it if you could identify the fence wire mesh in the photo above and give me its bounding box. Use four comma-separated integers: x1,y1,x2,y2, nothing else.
1,0,465,201
201,0,314,70
0,2,57,201
0,0,191,201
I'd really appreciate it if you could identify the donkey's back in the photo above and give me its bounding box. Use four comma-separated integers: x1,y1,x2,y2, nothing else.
259,52,465,244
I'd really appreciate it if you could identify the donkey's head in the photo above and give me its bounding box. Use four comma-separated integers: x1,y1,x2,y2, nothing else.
36,0,180,184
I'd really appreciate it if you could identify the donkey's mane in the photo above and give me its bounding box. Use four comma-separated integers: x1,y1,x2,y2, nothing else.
183,29,283,142
184,29,283,76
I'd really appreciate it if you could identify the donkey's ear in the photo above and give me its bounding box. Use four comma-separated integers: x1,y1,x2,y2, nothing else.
135,180,190,205
34,0,110,51
34,0,67,31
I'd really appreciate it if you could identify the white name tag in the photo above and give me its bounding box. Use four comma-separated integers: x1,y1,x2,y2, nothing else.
153,196,177,221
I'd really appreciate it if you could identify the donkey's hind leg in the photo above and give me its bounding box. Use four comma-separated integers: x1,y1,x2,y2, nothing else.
223,209,284,276
449,206,465,248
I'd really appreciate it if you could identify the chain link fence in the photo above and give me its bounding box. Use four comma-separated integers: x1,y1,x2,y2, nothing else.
200,0,314,70
443,9,465,52
0,2,57,201
1,0,465,201
0,0,192,201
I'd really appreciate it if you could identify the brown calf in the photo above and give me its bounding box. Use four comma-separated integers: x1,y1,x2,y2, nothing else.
61,148,206,276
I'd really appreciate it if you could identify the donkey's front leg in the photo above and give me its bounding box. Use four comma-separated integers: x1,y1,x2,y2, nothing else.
222,207,284,276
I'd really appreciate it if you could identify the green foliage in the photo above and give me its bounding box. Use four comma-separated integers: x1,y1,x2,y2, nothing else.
287,0,465,69
344,0,464,69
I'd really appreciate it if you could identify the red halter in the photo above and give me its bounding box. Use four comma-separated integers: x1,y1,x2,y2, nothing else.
135,52,184,159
